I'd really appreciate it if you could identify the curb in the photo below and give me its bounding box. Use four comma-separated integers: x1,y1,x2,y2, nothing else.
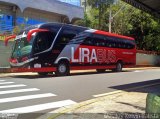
41,81,160,119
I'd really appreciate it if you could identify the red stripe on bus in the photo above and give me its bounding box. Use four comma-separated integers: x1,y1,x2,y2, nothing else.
10,67,56,73
94,30,134,40
71,65,116,70
71,64,135,71
27,29,49,42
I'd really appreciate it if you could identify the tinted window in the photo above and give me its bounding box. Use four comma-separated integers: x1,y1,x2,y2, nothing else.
82,36,93,45
105,36,135,49
125,40,135,49
55,28,78,47
106,37,116,48
116,38,122,48
34,32,55,53
69,32,91,44
93,34,106,47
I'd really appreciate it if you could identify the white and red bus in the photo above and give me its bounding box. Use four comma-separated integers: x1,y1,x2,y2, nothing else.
5,23,136,76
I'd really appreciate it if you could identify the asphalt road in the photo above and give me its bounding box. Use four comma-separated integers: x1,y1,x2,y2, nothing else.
0,69,160,117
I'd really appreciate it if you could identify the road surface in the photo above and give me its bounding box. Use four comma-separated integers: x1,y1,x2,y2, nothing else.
0,68,160,118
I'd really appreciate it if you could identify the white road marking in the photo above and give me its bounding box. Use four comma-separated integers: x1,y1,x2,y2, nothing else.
0,84,26,89
0,100,77,113
93,90,123,98
0,82,14,85
0,88,40,95
0,80,5,82
0,93,56,103
134,70,143,72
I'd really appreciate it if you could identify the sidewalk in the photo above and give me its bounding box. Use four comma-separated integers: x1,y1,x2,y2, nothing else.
38,91,147,119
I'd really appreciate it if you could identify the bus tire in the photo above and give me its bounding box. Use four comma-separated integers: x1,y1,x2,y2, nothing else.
38,72,48,76
55,61,70,76
96,69,106,73
115,61,123,72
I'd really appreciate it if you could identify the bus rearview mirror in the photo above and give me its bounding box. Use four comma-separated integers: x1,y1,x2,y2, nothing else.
27,29,49,42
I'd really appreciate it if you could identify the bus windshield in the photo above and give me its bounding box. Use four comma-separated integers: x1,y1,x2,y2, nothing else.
12,36,33,58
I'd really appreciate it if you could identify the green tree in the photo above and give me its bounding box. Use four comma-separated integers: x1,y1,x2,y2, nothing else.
75,0,160,52
129,10,160,51
87,0,115,29
73,13,91,27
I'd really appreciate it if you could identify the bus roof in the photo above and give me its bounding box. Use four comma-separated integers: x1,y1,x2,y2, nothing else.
91,30,135,40
22,23,134,40
39,22,88,30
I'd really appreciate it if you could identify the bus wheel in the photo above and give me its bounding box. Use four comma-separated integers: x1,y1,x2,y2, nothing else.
96,69,106,73
55,61,70,76
38,72,48,76
115,62,123,72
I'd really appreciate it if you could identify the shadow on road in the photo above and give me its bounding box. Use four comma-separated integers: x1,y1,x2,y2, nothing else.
110,79,160,94
9,70,129,79
9,74,54,79
110,79,160,115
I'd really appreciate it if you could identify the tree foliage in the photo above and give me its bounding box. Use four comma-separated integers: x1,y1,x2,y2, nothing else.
87,0,115,29
74,0,160,51
129,11,160,51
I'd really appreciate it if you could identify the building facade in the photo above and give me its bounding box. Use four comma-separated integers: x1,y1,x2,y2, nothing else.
0,0,84,34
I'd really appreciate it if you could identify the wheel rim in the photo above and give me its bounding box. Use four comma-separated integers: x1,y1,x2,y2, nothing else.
117,63,122,71
58,64,66,73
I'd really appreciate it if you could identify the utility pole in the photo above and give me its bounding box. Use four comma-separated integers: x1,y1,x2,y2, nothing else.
82,0,87,26
84,0,87,13
108,4,126,33
81,0,87,13
109,5,112,33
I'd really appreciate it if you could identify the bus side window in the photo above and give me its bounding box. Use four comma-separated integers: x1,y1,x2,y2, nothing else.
55,28,77,47
93,34,106,47
126,40,135,49
82,36,93,45
106,37,113,48
105,37,110,47
114,38,121,48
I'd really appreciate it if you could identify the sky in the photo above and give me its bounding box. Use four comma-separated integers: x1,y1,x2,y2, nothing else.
58,0,81,6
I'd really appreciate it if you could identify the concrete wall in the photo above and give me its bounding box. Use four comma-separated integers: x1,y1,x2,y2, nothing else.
0,42,160,67
136,53,160,66
0,41,13,67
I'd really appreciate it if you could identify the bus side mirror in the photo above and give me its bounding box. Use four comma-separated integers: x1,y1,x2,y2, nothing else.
4,35,16,46
27,29,49,42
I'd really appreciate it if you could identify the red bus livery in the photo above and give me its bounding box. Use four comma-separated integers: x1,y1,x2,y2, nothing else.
5,23,136,76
